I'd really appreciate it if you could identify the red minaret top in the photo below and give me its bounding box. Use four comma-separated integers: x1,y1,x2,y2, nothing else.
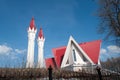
29,17,36,30
38,27,44,39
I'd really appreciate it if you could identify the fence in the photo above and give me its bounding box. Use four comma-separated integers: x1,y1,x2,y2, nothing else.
0,67,120,80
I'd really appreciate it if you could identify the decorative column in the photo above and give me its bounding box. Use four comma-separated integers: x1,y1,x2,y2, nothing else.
26,17,37,68
37,28,45,68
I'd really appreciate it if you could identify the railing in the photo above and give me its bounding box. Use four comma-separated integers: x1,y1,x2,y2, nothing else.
0,66,120,80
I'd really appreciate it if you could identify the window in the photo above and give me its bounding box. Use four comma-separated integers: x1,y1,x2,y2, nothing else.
73,49,77,61
66,59,69,64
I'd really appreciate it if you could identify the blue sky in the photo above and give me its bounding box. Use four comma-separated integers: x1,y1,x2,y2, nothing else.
0,0,120,67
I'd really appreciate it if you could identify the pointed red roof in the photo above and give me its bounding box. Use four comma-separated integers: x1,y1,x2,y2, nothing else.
51,40,101,68
29,17,36,30
38,28,44,39
45,58,57,69
52,46,66,68
80,40,101,64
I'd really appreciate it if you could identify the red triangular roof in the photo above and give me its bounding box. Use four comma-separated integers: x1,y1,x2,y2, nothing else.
45,58,57,69
38,28,44,38
52,40,101,68
52,46,66,68
29,17,36,30
80,40,101,64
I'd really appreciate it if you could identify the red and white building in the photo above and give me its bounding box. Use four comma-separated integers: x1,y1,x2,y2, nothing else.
26,18,102,71
45,36,102,71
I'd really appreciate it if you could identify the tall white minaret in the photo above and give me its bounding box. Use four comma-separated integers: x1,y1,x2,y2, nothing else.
26,17,37,68
37,28,45,68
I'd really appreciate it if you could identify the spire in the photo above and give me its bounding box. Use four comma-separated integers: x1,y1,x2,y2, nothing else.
38,27,44,39
29,17,36,30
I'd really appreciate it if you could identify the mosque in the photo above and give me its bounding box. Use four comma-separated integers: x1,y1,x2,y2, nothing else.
26,17,45,68
26,18,102,71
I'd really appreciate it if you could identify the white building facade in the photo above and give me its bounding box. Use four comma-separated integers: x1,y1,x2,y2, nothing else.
61,36,101,71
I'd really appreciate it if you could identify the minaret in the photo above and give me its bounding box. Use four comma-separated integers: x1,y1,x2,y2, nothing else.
37,27,45,68
26,17,37,68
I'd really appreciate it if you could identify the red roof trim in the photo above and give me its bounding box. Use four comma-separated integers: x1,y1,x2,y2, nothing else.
38,27,44,38
29,17,36,30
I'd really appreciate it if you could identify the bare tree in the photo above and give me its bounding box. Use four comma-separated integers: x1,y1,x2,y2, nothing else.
97,0,120,46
